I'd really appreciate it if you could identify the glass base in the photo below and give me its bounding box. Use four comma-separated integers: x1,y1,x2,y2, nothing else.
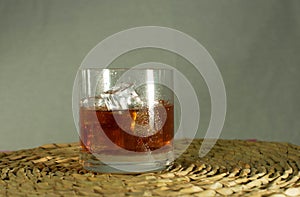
80,150,174,173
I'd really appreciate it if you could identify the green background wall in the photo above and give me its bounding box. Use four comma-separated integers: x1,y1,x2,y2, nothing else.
0,0,299,150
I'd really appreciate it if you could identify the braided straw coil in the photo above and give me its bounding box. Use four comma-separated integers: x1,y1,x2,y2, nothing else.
1,139,300,196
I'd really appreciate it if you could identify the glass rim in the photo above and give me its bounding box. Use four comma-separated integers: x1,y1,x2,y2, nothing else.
79,67,174,71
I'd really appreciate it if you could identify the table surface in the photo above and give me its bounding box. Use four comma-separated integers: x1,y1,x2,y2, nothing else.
1,139,300,196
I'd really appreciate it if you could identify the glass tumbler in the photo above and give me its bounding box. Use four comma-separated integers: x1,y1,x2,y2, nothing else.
79,68,174,173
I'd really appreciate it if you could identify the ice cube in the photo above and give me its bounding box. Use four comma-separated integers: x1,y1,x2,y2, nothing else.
80,96,106,109
131,103,167,137
100,82,143,110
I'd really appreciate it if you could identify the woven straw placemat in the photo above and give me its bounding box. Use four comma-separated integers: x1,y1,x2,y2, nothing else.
1,139,300,197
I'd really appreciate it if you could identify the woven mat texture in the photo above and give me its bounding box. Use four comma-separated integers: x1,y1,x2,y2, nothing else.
1,139,300,197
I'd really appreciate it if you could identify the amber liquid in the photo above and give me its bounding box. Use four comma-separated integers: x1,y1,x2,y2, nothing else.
80,100,174,154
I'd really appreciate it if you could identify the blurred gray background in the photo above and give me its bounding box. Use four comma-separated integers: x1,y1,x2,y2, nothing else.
0,0,299,150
